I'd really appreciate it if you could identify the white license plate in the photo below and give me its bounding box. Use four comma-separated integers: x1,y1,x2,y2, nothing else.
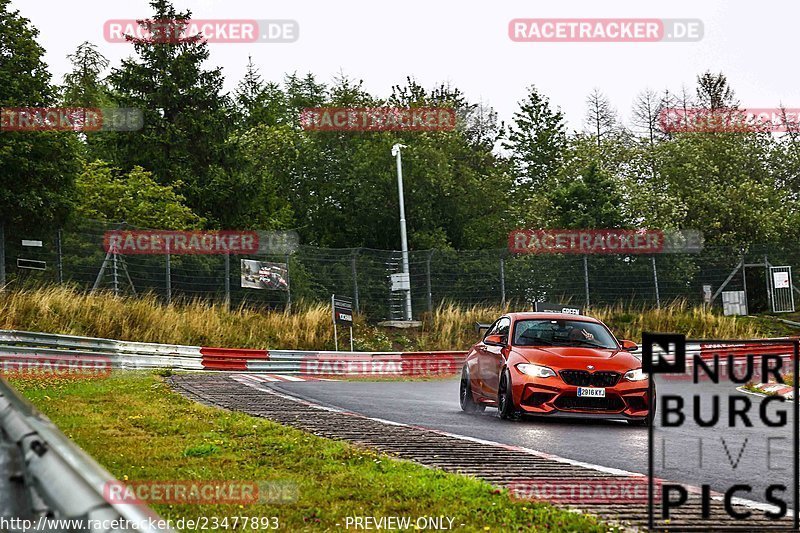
577,387,606,398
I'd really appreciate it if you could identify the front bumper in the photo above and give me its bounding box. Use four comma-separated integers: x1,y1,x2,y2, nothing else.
513,372,652,418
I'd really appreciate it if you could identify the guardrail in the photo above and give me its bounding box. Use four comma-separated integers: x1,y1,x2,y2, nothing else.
0,377,174,532
0,330,467,375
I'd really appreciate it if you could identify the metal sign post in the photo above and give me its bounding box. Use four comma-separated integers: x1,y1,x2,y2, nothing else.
332,295,354,352
331,295,338,351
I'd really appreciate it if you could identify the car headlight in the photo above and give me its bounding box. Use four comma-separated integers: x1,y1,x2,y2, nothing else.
624,368,648,381
516,363,556,378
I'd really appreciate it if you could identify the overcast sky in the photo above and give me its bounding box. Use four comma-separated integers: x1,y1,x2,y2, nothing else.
11,0,800,131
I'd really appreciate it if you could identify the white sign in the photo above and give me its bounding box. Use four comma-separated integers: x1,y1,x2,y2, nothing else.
702,284,712,304
21,240,42,247
773,271,790,289
390,272,410,291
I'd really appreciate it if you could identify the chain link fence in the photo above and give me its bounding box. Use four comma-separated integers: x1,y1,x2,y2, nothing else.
2,220,798,319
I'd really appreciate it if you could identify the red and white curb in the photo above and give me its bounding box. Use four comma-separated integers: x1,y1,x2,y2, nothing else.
231,373,339,385
737,382,795,399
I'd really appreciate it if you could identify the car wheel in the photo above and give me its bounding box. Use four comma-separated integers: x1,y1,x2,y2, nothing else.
629,380,656,427
497,368,518,419
460,366,485,413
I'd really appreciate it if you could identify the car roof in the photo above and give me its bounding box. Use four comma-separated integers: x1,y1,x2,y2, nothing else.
504,312,602,323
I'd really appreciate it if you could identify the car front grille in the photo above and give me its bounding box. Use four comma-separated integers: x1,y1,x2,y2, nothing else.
554,394,625,412
559,370,621,387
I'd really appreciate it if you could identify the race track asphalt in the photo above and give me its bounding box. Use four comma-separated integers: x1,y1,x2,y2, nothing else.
263,377,796,507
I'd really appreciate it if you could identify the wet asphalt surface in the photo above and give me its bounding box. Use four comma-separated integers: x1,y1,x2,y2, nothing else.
265,377,797,506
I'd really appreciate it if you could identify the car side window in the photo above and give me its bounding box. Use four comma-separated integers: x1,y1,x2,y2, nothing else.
484,319,502,339
495,317,511,342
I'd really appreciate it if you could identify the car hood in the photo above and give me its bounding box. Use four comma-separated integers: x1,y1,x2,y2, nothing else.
513,345,641,372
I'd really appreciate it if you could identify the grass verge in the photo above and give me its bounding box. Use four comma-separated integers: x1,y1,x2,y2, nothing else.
12,372,612,532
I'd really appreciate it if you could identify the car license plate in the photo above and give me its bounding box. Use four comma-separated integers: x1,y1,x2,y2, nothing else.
577,387,605,398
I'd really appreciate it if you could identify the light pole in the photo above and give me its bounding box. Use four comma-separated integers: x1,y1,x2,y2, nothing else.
392,143,412,321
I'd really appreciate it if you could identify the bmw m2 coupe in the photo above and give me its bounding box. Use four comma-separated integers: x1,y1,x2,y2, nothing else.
459,313,654,425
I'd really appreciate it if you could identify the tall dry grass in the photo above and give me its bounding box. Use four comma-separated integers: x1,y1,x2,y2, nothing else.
419,299,768,350
0,287,334,349
0,288,771,351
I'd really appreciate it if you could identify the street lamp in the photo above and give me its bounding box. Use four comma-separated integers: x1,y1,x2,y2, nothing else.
392,143,413,321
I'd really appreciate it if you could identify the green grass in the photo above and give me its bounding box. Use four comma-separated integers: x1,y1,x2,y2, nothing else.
12,372,612,532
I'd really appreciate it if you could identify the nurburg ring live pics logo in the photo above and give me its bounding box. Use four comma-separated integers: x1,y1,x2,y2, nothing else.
643,333,799,530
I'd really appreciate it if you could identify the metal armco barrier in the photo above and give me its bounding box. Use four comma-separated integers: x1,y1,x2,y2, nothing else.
0,330,203,370
0,330,467,375
0,378,174,532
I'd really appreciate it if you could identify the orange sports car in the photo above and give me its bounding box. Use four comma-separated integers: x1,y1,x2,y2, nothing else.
459,312,654,425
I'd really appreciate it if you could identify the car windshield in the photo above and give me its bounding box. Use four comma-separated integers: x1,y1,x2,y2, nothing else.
513,319,618,349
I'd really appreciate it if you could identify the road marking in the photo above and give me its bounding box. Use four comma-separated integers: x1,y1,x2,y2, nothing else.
250,379,792,516
273,374,304,382
230,373,339,384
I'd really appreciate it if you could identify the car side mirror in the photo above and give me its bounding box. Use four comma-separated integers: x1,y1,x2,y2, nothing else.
620,340,638,351
484,334,507,347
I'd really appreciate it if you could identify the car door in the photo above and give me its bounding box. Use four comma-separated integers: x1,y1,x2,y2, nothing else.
482,317,510,398
474,318,501,397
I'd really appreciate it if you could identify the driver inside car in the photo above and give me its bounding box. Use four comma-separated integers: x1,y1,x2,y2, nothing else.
568,327,595,342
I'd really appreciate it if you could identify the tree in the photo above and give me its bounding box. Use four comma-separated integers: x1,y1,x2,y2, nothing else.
548,138,626,229
631,89,667,146
233,56,289,129
61,41,111,108
504,85,567,189
696,71,738,110
105,0,233,225
0,0,81,228
75,160,203,229
584,88,617,147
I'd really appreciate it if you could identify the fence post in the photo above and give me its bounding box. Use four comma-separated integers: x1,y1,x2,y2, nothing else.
56,228,63,284
0,221,6,290
426,250,433,314
224,252,230,309
583,255,590,306
500,256,506,307
765,254,772,312
741,253,748,312
165,244,171,305
652,255,661,308
351,250,360,313
112,251,119,296
285,252,292,311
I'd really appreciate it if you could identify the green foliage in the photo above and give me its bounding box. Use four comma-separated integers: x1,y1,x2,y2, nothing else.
4,0,800,253
75,160,202,229
60,41,112,108
0,0,80,227
104,0,232,226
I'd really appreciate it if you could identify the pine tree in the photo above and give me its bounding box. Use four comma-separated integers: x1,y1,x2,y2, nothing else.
504,85,567,189
105,0,232,223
